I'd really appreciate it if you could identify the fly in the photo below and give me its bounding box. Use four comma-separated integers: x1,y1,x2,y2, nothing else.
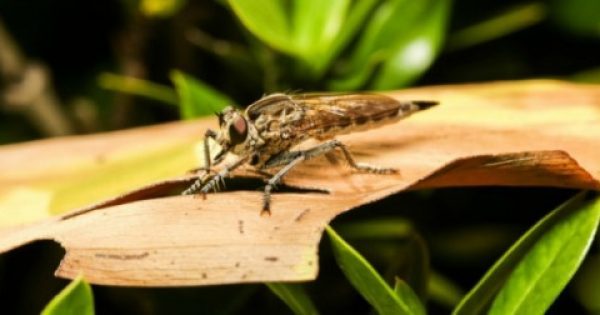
182,93,438,216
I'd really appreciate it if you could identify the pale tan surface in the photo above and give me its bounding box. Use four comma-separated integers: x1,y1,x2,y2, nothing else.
0,80,599,286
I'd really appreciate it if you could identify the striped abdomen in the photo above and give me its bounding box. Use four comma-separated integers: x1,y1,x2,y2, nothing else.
291,94,437,139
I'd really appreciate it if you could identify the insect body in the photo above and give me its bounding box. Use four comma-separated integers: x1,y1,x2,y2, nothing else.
183,93,438,215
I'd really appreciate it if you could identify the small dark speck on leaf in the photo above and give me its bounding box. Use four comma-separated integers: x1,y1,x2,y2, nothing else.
264,256,278,262
238,220,244,234
294,209,310,222
202,273,207,279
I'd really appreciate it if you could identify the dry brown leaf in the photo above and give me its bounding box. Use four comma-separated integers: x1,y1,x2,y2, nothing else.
0,80,599,286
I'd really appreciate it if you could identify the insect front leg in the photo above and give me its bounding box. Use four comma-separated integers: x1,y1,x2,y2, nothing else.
187,129,224,175
182,156,249,197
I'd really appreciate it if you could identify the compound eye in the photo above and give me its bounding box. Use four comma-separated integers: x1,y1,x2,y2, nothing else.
228,116,248,146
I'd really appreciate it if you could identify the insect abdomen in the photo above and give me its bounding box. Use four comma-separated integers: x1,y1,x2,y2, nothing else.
314,100,438,138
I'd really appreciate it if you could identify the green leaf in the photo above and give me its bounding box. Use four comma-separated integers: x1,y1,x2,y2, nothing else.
337,218,429,299
371,0,450,89
428,271,464,309
453,192,600,315
42,276,94,315
98,73,178,106
394,277,427,315
446,3,546,52
139,0,186,18
549,0,600,38
229,0,377,78
170,70,233,119
326,225,423,315
329,0,450,90
267,283,319,315
227,0,293,55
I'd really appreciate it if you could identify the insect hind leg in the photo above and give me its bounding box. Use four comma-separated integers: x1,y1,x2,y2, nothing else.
261,139,397,215
331,140,398,175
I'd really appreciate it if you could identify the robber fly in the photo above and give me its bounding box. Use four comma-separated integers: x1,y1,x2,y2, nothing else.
183,93,438,215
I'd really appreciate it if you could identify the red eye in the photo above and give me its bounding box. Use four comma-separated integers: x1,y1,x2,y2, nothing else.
228,116,248,145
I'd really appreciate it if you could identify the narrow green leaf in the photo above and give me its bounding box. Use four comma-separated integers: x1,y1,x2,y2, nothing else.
267,283,319,315
327,226,421,315
227,0,294,55
98,73,178,105
139,0,186,18
428,271,464,309
394,277,427,315
453,192,600,315
337,218,429,299
446,3,546,52
337,218,414,239
170,70,233,119
488,194,600,314
41,276,94,315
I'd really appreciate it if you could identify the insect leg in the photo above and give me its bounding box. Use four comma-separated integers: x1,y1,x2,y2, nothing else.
202,129,217,171
330,140,398,174
265,140,397,173
182,156,249,196
262,155,305,216
186,129,220,174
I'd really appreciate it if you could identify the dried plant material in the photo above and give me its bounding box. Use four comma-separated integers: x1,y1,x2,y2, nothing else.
0,80,599,286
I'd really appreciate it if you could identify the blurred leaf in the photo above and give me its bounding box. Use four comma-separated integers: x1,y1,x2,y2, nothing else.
330,0,450,90
572,254,600,313
291,0,383,77
428,271,464,309
267,283,319,315
549,0,600,38
41,276,94,315
315,0,380,77
229,0,377,78
327,226,424,315
446,3,546,52
98,73,178,106
371,0,450,89
139,0,186,18
337,218,413,239
454,192,600,314
227,0,292,55
337,218,429,299
394,277,427,315
170,70,233,119
570,67,600,83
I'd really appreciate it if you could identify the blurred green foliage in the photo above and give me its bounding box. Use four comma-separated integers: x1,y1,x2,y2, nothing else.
0,0,599,314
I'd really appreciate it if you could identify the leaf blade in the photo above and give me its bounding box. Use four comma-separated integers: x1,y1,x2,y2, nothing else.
488,193,600,314
327,225,421,315
170,70,233,119
453,192,600,314
267,283,320,315
41,276,94,315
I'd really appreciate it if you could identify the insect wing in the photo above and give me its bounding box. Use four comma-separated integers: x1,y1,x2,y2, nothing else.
289,94,404,133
